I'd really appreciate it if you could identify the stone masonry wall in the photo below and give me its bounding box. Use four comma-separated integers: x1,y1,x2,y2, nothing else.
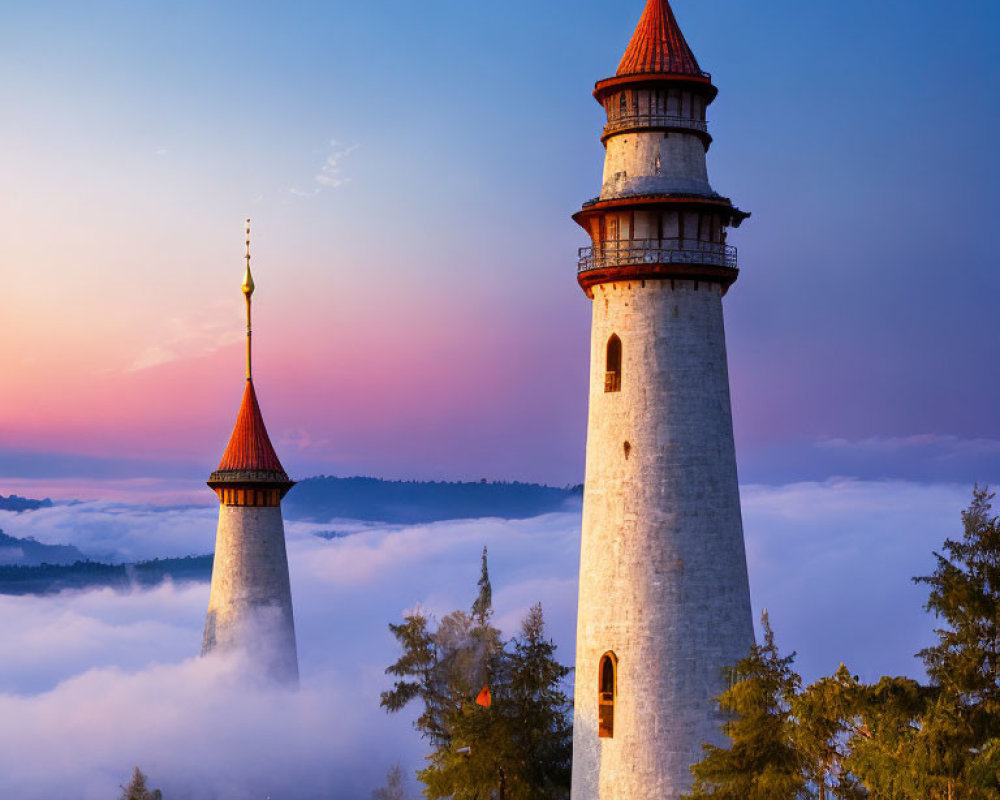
601,131,714,199
202,504,299,684
570,278,754,800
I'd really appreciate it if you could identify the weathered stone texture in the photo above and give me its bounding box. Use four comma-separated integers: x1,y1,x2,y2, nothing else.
202,504,299,684
601,130,715,199
571,279,754,800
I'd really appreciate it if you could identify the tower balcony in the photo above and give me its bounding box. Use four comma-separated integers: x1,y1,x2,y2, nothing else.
578,238,736,273
602,113,708,140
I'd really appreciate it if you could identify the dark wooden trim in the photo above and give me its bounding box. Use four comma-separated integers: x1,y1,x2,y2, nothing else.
578,263,739,297
574,195,750,233
594,73,717,105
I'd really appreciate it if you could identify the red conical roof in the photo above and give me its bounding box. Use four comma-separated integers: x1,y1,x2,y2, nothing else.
617,0,703,77
214,380,288,479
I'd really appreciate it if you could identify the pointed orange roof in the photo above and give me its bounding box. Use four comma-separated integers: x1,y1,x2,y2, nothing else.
214,379,288,479
208,220,292,491
617,0,704,77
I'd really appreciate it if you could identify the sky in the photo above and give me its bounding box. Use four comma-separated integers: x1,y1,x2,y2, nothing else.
0,2,998,794
0,0,998,496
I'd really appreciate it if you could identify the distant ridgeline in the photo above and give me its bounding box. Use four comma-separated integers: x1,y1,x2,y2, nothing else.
0,554,213,596
0,494,53,512
283,476,584,524
0,530,86,567
0,479,583,595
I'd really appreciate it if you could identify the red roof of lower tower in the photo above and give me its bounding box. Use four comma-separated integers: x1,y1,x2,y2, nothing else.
208,220,292,490
617,0,704,77
215,379,288,478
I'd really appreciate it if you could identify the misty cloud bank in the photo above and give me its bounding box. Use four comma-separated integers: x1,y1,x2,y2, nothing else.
0,479,978,797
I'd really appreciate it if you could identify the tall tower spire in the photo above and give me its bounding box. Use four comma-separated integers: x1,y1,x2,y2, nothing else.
570,1,753,797
243,218,254,382
202,221,299,685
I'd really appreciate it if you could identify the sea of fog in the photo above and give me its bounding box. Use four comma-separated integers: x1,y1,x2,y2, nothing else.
0,479,974,799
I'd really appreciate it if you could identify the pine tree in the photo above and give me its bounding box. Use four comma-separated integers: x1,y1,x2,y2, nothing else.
843,675,929,800
682,611,805,800
418,603,570,800
794,665,865,800
119,767,162,800
501,603,572,799
468,545,503,701
472,545,492,627
382,550,572,800
912,486,1000,798
372,763,408,800
381,610,448,744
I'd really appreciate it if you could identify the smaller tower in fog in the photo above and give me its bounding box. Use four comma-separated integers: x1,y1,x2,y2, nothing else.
202,220,299,684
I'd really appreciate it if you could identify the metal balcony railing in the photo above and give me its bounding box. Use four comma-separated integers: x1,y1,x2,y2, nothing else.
578,238,737,273
603,113,708,136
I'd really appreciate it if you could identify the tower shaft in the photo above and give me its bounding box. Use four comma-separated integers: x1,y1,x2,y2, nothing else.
203,503,298,684
572,281,752,798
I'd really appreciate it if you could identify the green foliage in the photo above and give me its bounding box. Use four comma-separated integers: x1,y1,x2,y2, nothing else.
794,665,866,800
683,611,806,800
382,550,571,800
912,485,1000,798
843,675,930,800
501,604,573,797
472,546,492,627
119,767,162,800
686,488,1000,800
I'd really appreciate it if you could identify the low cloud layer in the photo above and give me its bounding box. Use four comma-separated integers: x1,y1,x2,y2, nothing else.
740,434,1000,485
0,653,419,800
0,510,580,799
742,479,971,682
0,479,981,797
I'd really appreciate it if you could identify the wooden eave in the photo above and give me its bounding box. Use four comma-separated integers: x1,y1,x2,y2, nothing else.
577,262,739,298
593,73,718,105
573,194,750,230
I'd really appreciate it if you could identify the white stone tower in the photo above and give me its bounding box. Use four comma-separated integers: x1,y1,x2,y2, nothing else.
571,1,753,797
202,220,299,685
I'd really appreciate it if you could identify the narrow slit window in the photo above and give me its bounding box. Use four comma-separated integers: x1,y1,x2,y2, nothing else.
599,652,617,738
605,335,622,393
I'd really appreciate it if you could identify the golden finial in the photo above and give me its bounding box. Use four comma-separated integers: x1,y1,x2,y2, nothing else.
242,218,255,298
243,218,253,382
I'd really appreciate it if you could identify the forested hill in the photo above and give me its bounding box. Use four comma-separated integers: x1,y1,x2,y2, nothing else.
0,555,212,596
0,530,86,567
283,477,583,524
0,494,52,512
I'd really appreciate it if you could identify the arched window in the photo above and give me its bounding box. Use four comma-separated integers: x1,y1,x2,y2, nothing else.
605,334,622,393
598,652,617,738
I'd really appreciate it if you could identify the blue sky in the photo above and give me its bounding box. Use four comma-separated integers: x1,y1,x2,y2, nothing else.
0,0,998,491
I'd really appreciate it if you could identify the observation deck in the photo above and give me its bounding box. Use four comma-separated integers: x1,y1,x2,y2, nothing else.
602,113,709,144
578,238,736,272
576,238,738,296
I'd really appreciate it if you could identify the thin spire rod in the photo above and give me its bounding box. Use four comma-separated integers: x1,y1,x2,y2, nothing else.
242,218,255,382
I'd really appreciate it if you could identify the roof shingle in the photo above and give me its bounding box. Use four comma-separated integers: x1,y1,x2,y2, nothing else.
214,380,288,479
617,0,703,77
